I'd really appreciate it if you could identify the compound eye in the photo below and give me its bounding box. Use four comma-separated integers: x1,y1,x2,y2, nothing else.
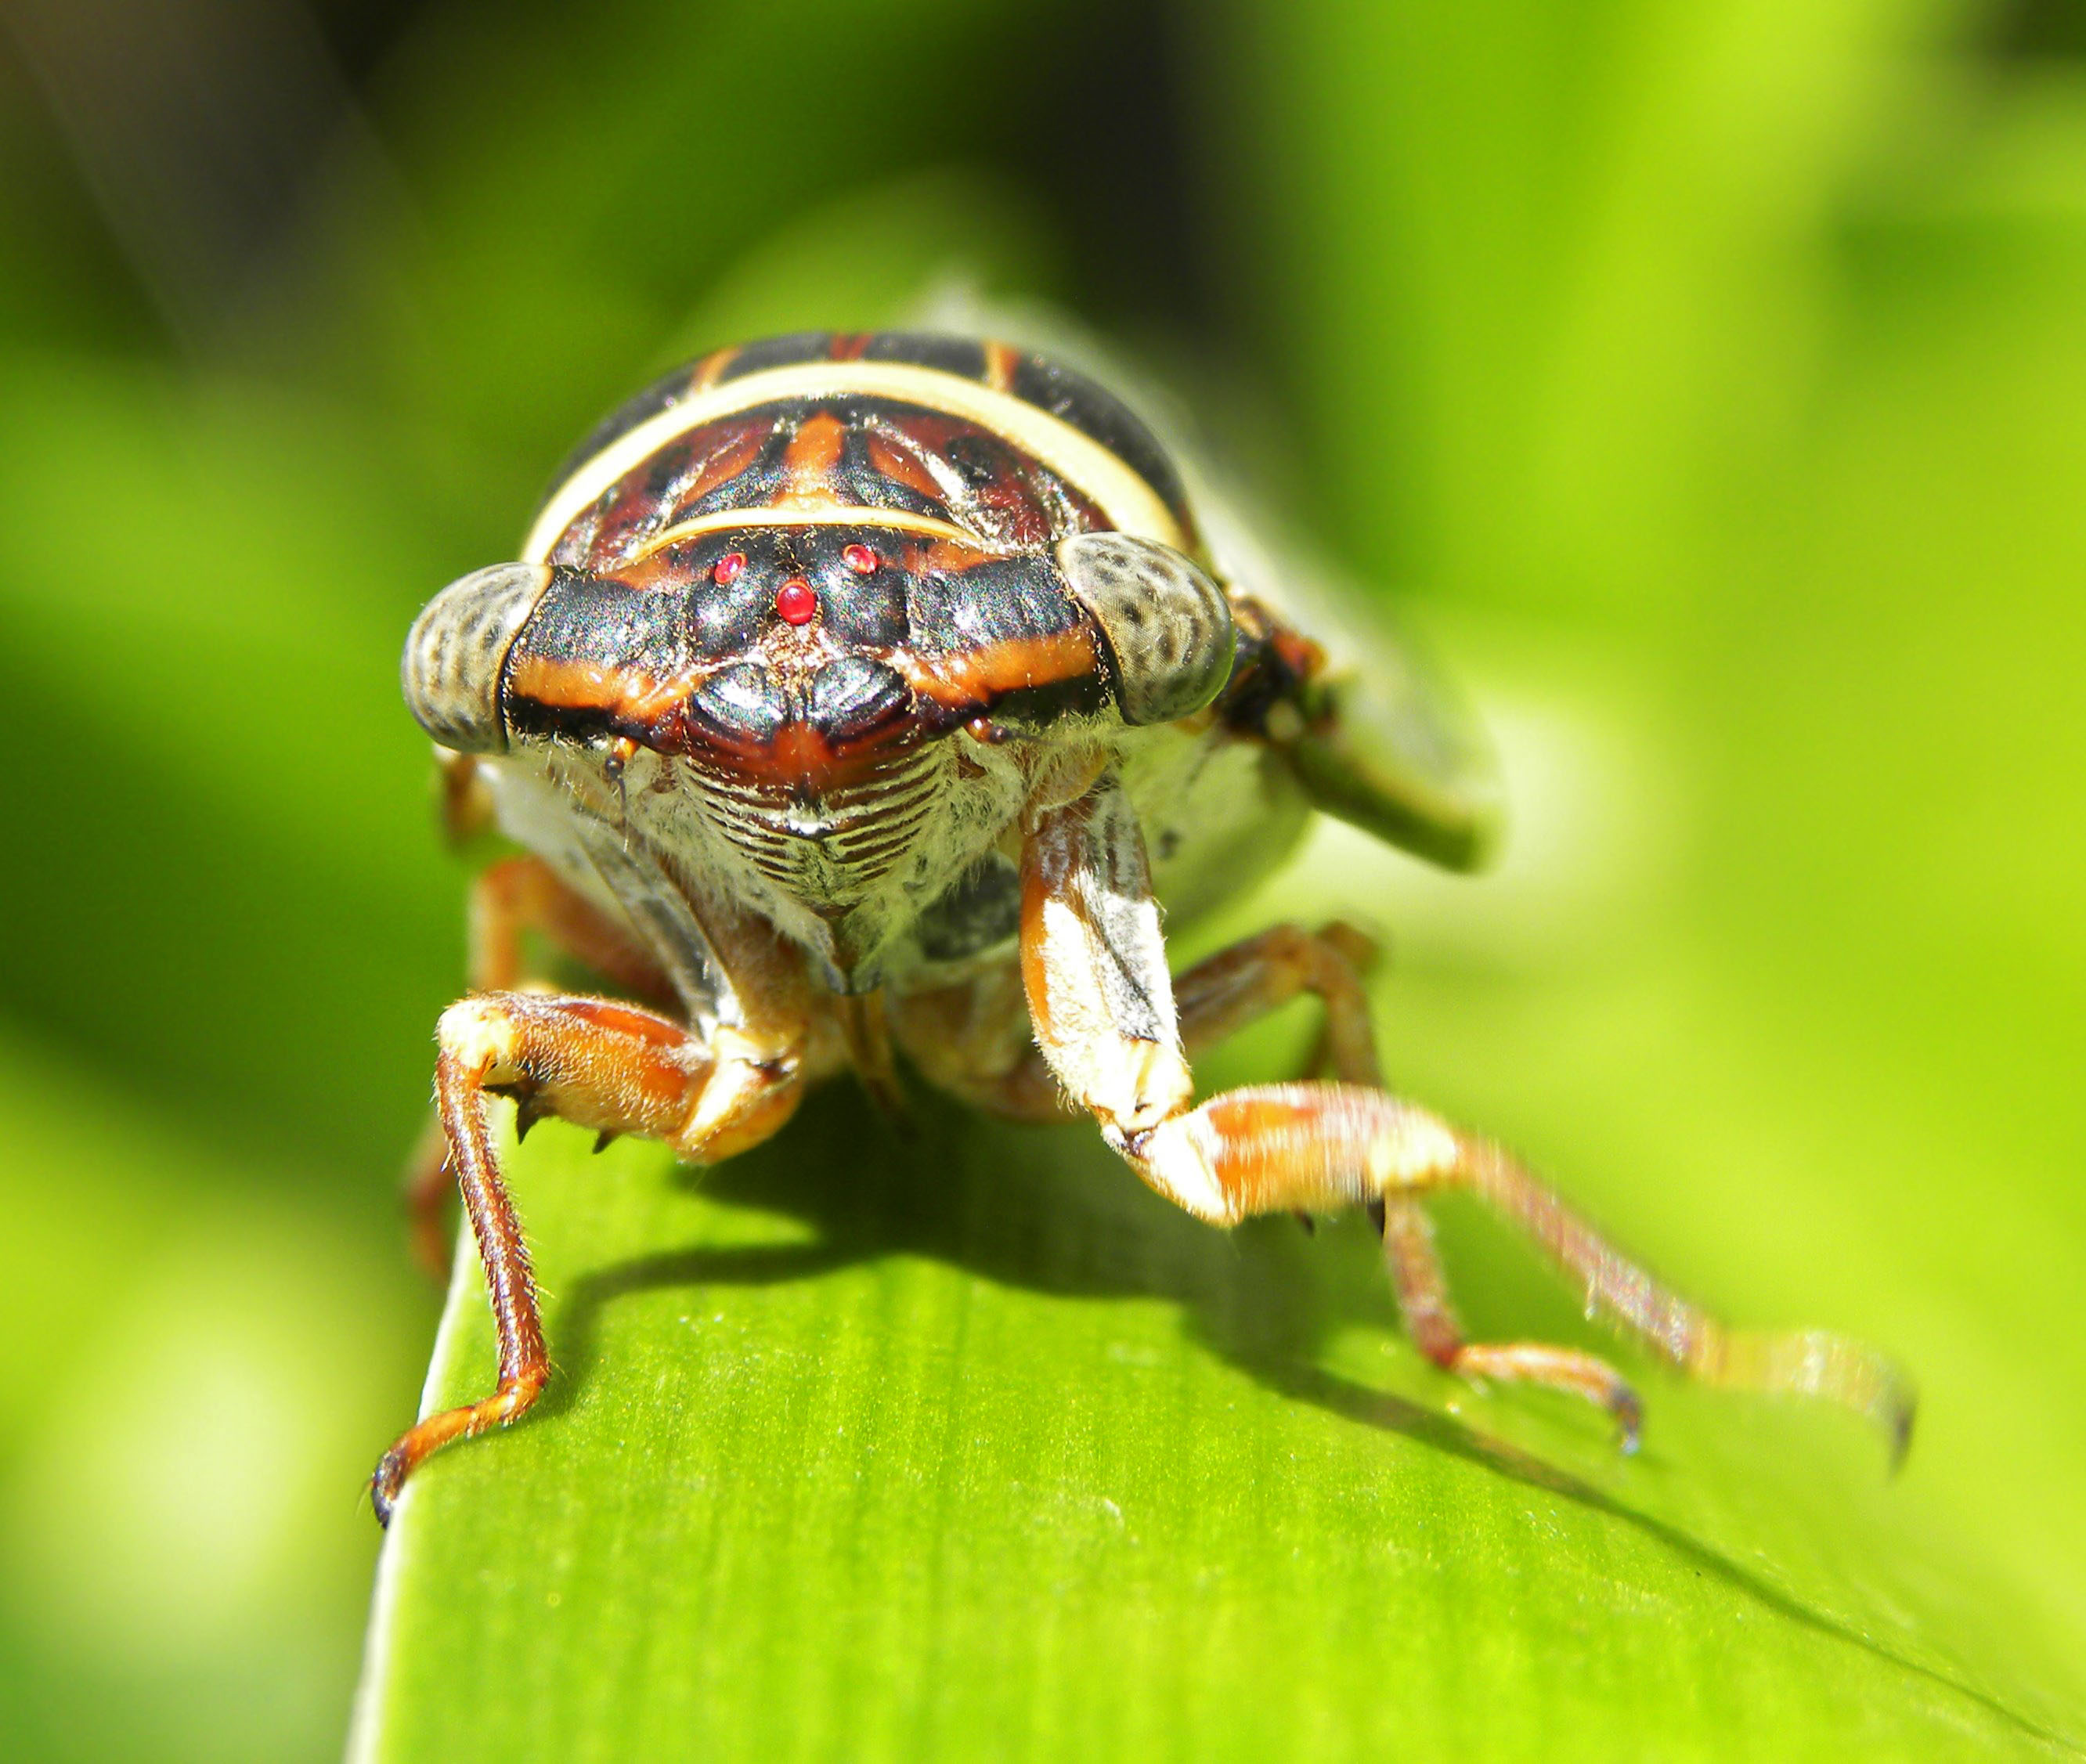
1055,532,1236,727
400,561,552,752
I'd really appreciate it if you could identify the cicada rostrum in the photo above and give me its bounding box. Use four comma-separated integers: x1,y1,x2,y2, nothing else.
378,330,1911,1522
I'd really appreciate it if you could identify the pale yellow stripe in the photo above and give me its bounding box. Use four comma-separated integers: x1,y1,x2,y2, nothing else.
623,505,983,563
522,359,1184,563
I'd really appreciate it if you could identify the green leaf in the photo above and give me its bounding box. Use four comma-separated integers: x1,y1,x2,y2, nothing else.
351,1071,2080,1761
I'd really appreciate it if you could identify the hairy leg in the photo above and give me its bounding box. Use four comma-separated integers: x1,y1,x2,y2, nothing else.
404,857,676,1278
886,964,1066,1121
374,988,807,1523
1172,920,1383,1083
1020,773,1913,1456
1377,1189,1642,1446
1139,1084,1908,1452
468,853,678,1006
892,919,1386,1128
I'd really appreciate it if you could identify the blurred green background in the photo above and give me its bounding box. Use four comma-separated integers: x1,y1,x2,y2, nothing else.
2,0,2083,1759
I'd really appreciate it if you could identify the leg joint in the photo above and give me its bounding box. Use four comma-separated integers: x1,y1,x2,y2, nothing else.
437,994,524,1079
1111,1115,1243,1226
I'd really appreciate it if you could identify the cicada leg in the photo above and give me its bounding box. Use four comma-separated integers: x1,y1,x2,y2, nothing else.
890,920,1385,1128
1018,772,1915,1459
1171,919,1384,1088
466,853,679,1008
373,988,809,1524
1376,1190,1641,1445
402,855,677,1279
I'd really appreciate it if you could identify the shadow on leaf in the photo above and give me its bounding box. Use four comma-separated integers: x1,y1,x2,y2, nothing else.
532,1081,2063,1753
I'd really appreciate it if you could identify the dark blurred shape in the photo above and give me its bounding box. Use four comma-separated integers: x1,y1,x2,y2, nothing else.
1,0,384,347
302,0,422,83
1986,0,2086,60
978,2,1211,334
0,0,1218,359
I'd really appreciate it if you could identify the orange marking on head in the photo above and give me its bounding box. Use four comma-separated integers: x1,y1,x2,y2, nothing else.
892,628,1101,710
505,653,695,727
983,341,1020,393
684,714,925,796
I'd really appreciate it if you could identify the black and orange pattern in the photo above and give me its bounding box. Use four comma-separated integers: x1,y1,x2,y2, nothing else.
500,333,1218,800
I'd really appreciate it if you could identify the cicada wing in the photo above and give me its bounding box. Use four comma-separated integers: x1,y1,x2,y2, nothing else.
904,286,1503,871
1285,671,1501,873
1191,482,1502,873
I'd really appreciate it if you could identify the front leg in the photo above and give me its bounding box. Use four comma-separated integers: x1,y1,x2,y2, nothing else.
372,989,808,1524
402,855,679,1279
1020,774,1914,1458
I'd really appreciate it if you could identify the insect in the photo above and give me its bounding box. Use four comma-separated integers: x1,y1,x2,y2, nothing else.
377,329,1911,1523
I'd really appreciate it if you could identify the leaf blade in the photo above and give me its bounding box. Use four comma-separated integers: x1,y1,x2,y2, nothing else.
352,1088,2080,1762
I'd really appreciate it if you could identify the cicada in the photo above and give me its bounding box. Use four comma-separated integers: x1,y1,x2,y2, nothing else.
378,330,1909,1522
